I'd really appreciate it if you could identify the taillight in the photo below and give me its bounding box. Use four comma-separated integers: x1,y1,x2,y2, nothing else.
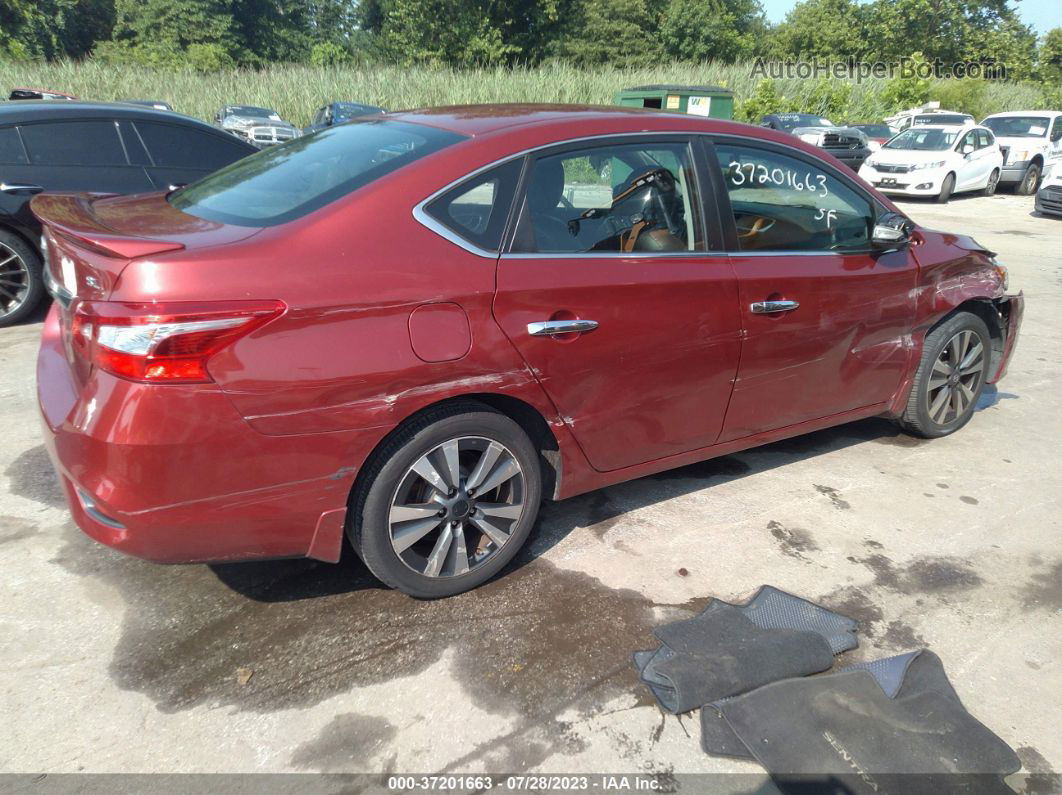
70,300,285,383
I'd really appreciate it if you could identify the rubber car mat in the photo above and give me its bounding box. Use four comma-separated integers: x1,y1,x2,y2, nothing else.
641,604,835,713
700,650,957,759
719,670,1021,792
635,587,856,714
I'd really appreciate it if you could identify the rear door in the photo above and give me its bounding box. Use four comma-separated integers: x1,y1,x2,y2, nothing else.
492,136,742,472
132,121,255,189
16,119,154,194
707,136,918,441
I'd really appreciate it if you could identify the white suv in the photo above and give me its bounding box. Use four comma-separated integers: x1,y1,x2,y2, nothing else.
980,111,1062,195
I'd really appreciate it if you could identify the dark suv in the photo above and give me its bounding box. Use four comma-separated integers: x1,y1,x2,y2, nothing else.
0,101,256,326
760,113,872,171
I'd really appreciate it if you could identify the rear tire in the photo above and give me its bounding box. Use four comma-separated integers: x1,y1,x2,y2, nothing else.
981,168,1000,196
0,230,44,328
1016,162,1041,195
349,401,542,598
936,173,955,204
898,312,991,439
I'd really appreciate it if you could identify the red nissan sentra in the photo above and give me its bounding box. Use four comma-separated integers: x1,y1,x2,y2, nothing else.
33,105,1023,597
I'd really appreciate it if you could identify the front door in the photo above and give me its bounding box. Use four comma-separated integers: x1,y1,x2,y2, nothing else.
707,137,919,441
493,138,742,472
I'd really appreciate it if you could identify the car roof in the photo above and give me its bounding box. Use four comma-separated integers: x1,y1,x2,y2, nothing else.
982,110,1060,118
386,103,760,137
0,99,209,128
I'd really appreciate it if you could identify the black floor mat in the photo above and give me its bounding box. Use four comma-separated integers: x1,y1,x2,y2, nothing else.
716,669,1021,793
634,586,857,713
701,649,964,760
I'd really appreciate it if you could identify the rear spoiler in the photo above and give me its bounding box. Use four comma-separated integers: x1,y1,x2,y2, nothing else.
30,193,185,259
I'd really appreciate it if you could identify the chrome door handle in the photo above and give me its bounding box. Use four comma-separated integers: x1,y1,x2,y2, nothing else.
527,319,599,336
750,300,800,314
0,182,44,195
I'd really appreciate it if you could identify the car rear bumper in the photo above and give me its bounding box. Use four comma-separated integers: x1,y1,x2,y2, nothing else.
36,305,366,564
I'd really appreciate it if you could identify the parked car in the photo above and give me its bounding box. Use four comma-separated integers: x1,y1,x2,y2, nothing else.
885,107,973,133
121,99,174,111
214,104,299,147
858,124,1003,202
850,123,894,150
1034,165,1062,217
304,101,385,134
0,101,256,326
33,106,1023,597
759,113,870,170
8,88,77,101
980,111,1062,195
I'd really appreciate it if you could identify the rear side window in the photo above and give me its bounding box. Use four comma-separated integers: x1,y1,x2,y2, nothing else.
171,119,465,226
0,126,26,164
135,121,251,170
20,121,127,166
423,159,522,252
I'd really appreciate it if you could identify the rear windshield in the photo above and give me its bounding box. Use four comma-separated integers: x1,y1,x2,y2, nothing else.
913,114,969,126
170,119,465,226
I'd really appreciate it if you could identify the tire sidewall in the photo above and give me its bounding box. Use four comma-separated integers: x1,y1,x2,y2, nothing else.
911,314,991,437
937,174,955,203
354,409,542,598
1019,164,1041,195
0,230,44,327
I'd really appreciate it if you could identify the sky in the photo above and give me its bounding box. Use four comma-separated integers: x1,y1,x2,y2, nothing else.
759,0,1062,36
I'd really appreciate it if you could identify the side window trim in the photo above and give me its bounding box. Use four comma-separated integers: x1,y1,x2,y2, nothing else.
503,134,708,257
706,133,888,256
126,121,157,166
414,154,527,258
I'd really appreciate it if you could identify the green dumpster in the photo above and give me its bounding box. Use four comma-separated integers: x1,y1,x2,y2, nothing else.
615,84,734,120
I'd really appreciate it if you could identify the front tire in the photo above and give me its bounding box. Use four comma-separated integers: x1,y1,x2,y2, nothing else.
1016,162,1041,196
936,173,956,204
350,402,542,598
0,230,44,327
898,312,991,438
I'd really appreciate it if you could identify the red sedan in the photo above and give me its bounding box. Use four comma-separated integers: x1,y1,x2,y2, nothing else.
33,106,1023,597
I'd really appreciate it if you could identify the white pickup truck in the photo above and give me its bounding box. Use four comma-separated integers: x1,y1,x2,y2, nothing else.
980,111,1062,194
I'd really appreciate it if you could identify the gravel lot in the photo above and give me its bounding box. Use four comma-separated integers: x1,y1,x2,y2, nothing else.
1,192,1059,789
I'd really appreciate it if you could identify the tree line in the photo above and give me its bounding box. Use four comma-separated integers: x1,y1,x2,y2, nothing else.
1,0,1059,84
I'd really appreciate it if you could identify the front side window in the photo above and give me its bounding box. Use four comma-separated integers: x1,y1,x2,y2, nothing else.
958,131,977,153
170,119,465,227
511,141,703,253
713,142,874,253
20,121,127,166
424,159,522,251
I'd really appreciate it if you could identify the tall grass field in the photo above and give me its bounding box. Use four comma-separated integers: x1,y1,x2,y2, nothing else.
0,60,1048,127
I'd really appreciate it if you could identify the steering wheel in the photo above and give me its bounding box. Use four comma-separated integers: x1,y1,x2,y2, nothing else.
736,215,776,239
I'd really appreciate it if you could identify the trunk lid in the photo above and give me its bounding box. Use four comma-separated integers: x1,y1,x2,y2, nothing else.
31,191,261,385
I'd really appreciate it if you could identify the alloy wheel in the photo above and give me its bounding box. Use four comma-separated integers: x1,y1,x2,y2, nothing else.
388,436,526,578
924,329,985,425
0,241,30,320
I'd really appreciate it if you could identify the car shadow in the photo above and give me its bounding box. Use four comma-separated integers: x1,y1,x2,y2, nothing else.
210,415,919,603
